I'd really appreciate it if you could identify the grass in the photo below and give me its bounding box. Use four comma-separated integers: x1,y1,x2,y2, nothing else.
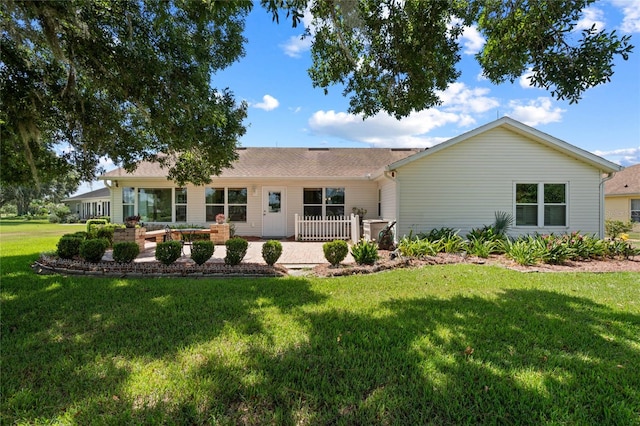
1,219,639,425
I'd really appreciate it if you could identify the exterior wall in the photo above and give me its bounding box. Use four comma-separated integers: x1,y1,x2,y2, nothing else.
377,176,398,220
108,178,379,238
395,127,606,238
605,196,630,222
64,198,111,220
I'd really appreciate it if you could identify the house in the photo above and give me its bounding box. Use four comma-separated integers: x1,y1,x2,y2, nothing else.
63,187,111,220
99,117,621,240
605,163,640,227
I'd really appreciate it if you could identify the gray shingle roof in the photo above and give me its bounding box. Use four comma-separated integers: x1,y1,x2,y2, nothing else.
64,187,111,200
101,148,423,180
605,163,640,196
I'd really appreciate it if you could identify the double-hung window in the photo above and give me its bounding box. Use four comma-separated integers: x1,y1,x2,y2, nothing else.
303,187,345,217
515,183,567,227
205,187,248,222
175,188,187,222
122,187,135,219
631,199,640,223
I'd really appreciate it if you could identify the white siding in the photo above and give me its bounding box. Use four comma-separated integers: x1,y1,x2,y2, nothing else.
377,176,398,220
395,127,605,238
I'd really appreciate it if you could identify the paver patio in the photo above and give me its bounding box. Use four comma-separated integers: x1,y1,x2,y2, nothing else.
104,240,354,267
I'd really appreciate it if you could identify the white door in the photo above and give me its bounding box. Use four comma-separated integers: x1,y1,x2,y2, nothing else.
262,187,286,238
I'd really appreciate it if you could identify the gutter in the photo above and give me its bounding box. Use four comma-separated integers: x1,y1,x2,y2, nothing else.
599,172,616,238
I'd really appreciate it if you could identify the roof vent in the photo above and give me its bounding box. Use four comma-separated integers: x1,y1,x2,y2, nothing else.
391,148,412,151
308,148,329,151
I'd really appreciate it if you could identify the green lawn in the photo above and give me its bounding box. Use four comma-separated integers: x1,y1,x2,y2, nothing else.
1,219,639,425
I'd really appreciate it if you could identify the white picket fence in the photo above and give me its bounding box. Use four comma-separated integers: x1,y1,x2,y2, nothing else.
294,214,360,243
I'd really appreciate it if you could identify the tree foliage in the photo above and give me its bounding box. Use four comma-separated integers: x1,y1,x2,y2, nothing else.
1,0,249,187
1,0,633,188
269,0,633,118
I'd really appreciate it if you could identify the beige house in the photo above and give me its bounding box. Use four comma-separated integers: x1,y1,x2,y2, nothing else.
605,163,640,227
63,187,111,220
99,117,621,239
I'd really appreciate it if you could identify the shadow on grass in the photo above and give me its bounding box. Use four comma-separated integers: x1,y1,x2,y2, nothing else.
2,269,639,424
1,271,326,423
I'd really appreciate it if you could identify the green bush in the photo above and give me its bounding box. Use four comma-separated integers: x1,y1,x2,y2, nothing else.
57,234,86,259
86,219,108,233
112,242,140,263
605,219,633,239
191,240,215,265
155,241,182,265
465,237,498,258
418,227,458,242
48,214,61,223
225,237,248,265
323,240,349,267
95,224,122,247
504,237,543,266
79,238,108,263
261,240,283,266
351,239,379,265
397,237,441,257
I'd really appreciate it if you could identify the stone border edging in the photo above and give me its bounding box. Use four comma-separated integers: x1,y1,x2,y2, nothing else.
32,255,288,278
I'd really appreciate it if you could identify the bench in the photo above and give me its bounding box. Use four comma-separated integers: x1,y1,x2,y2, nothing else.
144,228,212,243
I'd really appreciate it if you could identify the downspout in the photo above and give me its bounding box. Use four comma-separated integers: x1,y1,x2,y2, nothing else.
383,170,399,242
599,172,615,239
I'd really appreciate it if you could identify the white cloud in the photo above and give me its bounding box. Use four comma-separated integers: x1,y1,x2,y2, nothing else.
307,82,501,147
280,35,312,58
460,25,485,54
252,94,280,111
519,69,536,89
449,18,485,55
576,6,606,31
438,83,499,114
612,0,640,33
592,147,640,166
505,97,565,126
308,109,461,148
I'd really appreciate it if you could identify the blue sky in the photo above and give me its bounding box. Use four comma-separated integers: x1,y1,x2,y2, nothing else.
78,0,640,195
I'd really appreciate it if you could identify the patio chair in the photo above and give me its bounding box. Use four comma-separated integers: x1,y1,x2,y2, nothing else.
164,225,185,254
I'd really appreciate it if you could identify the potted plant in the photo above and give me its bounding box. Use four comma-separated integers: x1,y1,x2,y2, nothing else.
215,213,225,224
125,215,141,228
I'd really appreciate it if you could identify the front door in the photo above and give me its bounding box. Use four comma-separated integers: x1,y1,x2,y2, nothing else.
262,187,286,238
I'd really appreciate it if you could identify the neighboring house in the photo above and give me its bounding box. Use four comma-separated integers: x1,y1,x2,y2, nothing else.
63,187,111,220
99,117,621,239
605,163,640,226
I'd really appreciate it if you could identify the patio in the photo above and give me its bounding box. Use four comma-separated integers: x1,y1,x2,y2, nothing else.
103,240,355,268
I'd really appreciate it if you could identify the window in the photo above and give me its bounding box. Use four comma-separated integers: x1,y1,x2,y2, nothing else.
205,188,225,221
515,183,567,227
138,188,172,222
205,187,247,222
303,187,345,217
632,199,640,223
228,188,247,222
122,187,135,219
175,188,187,222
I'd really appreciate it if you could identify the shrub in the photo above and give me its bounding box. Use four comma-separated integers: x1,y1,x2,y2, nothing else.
539,234,572,265
113,242,140,263
261,240,283,266
351,239,379,265
57,234,85,259
86,219,108,233
155,241,182,265
504,237,543,266
48,214,61,223
225,237,248,265
323,240,349,267
79,238,108,263
95,224,122,247
191,240,215,265
605,219,633,239
397,237,441,257
465,237,497,258
418,227,458,242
